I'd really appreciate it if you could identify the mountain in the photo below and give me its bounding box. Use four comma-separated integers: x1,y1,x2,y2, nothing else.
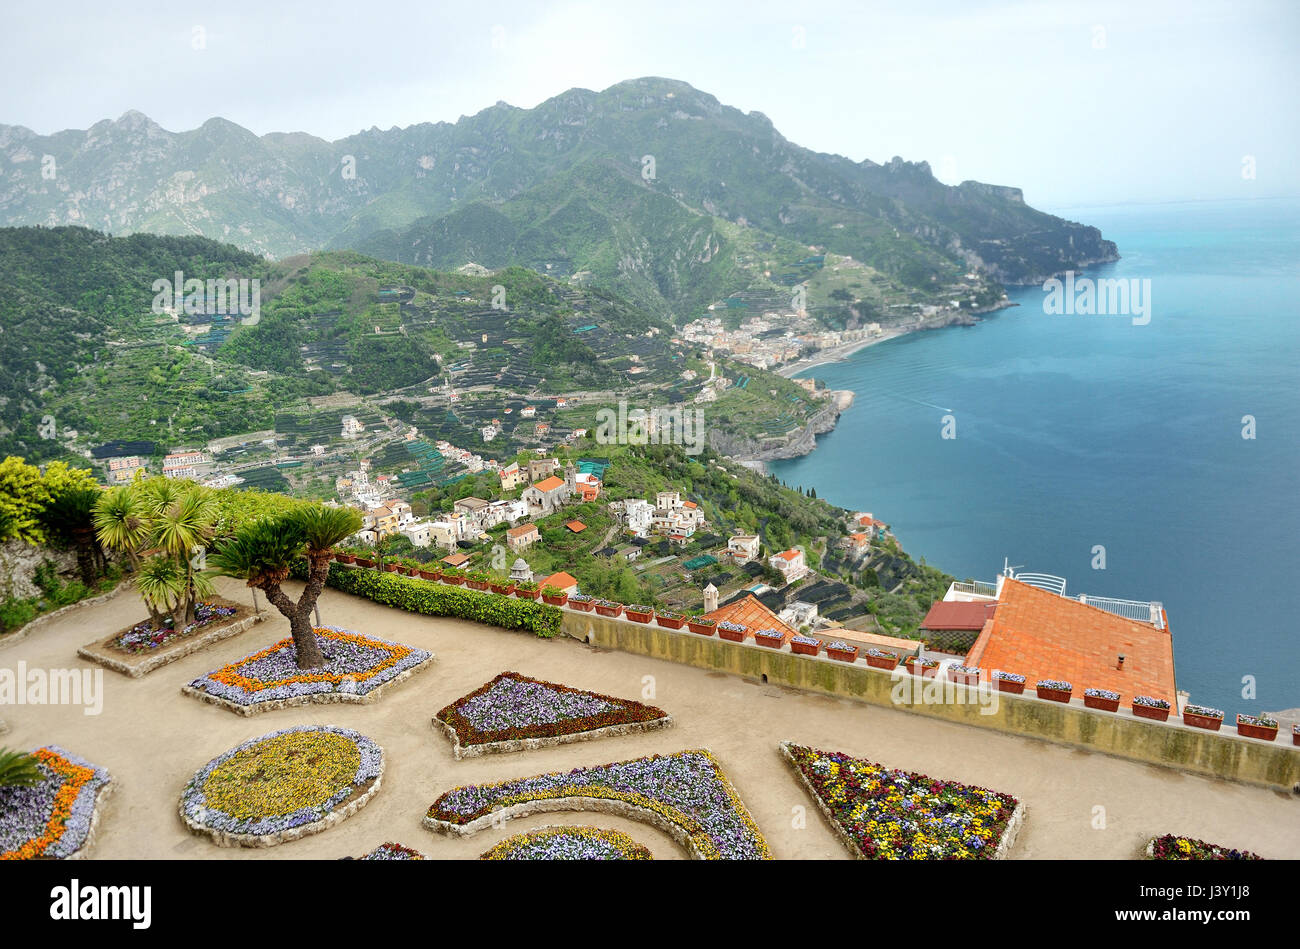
0,79,1116,319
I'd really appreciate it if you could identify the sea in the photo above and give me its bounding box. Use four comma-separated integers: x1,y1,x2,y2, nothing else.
770,197,1300,718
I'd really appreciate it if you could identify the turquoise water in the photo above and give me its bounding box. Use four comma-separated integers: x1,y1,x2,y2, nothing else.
771,199,1300,717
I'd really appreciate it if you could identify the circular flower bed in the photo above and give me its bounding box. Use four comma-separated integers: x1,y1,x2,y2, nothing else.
480,826,653,860
0,747,111,860
181,725,383,847
183,625,434,714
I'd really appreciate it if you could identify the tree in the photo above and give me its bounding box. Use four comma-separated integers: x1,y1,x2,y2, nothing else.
0,457,51,544
39,485,104,586
207,504,362,669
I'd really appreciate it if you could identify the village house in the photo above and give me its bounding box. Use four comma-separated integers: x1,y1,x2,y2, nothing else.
650,492,706,543
106,455,145,484
498,461,526,491
611,498,654,539
727,534,761,564
845,532,872,555
522,476,570,517
539,571,579,596
507,523,540,552
769,548,809,583
162,450,211,480
428,519,461,550
441,551,472,569
401,520,435,548
528,458,559,483
572,471,602,501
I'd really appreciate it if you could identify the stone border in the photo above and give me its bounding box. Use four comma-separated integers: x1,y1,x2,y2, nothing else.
0,581,132,652
66,775,115,861
424,795,708,859
78,610,265,678
478,824,655,860
181,650,436,716
434,712,674,759
181,764,383,849
778,741,1024,860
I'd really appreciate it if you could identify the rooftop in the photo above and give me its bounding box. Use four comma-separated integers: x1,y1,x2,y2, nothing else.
965,578,1177,702
705,594,798,643
922,600,998,631
532,476,565,492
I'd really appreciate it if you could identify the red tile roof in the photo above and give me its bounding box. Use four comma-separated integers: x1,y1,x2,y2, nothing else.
775,549,801,561
532,476,565,492
506,524,538,538
965,578,1176,703
541,571,578,591
565,520,587,532
704,595,798,643
921,600,998,631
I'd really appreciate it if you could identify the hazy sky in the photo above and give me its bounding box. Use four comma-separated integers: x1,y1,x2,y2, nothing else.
3,0,1297,207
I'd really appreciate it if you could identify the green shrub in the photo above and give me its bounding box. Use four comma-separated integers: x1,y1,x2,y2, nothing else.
295,561,561,638
0,598,38,634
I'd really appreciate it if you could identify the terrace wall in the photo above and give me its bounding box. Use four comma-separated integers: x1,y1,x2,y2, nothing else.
561,612,1300,791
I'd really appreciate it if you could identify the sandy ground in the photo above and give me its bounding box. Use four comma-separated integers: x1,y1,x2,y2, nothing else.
2,577,1297,861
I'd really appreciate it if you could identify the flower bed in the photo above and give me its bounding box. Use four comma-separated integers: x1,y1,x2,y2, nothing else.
993,671,1026,694
1083,688,1121,712
434,671,672,758
864,648,900,670
78,595,262,679
353,841,426,860
1235,714,1278,741
826,641,859,663
717,621,748,642
1182,704,1224,731
790,634,820,656
479,826,653,861
1035,679,1073,703
183,625,434,715
0,747,112,860
425,749,770,860
181,725,383,847
1146,834,1262,860
1131,694,1171,721
110,601,239,654
781,742,1022,860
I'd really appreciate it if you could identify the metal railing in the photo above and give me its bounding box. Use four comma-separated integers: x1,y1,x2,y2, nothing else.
950,580,998,597
1077,595,1165,629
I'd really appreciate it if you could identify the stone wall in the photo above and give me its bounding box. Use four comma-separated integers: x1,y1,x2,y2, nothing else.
560,611,1300,791
0,539,78,600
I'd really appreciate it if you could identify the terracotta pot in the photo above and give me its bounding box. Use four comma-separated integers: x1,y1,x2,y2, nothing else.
568,598,594,612
419,570,440,581
1183,711,1223,731
718,626,747,642
655,614,685,629
336,553,356,564
594,603,623,618
383,562,399,573
490,582,514,595
948,670,980,685
625,609,654,624
754,632,783,649
355,558,375,568
467,580,489,590
996,678,1026,694
904,659,939,678
1036,686,1073,704
542,593,568,606
442,575,464,586
1084,693,1121,712
1235,717,1277,741
827,646,859,663
866,653,900,670
1132,702,1170,721
790,639,819,656
688,620,717,635
1293,728,1299,747
515,587,540,600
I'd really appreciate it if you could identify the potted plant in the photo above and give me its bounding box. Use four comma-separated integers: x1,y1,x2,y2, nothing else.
717,621,748,642
1182,704,1224,731
1131,695,1171,721
334,548,356,565
826,640,858,663
948,664,980,685
625,604,654,624
1035,679,1074,704
790,634,820,656
655,610,685,629
441,567,465,586
687,615,717,635
1235,714,1278,741
541,584,568,606
865,648,900,670
514,580,540,600
489,576,514,594
1293,724,1299,747
568,592,594,612
594,599,622,618
383,560,401,573
994,671,1026,694
418,565,441,581
466,570,490,591
903,655,940,678
1083,687,1121,712
754,628,784,648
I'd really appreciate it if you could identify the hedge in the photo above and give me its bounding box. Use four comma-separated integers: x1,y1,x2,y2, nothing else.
290,561,562,638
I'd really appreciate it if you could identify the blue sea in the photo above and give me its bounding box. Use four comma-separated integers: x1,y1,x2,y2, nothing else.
771,198,1300,717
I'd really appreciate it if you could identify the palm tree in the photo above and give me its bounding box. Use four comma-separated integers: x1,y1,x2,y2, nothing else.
298,505,364,627
0,748,43,788
92,485,150,570
149,486,217,626
40,485,105,586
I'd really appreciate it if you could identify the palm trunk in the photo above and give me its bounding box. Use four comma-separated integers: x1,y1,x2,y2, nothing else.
263,583,326,669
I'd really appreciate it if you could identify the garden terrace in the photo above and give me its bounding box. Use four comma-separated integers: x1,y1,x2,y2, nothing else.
2,576,1297,860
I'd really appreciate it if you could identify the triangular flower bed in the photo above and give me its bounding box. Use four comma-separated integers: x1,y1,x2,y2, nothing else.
425,749,770,860
781,741,1024,859
434,671,672,758
0,746,112,860
183,625,434,715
